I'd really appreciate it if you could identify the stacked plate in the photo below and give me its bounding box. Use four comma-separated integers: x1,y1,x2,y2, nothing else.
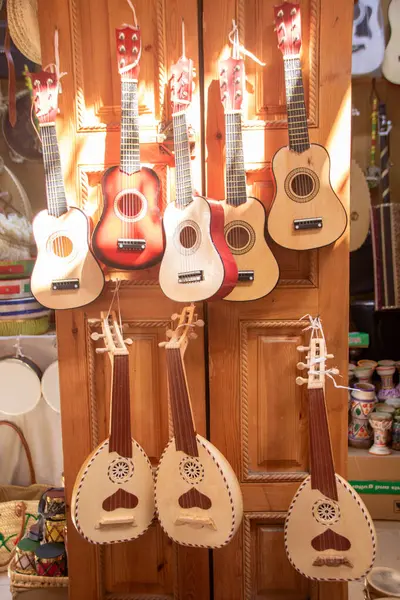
0,259,51,335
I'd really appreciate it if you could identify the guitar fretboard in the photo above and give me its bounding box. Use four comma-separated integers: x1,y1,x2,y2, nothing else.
120,80,140,175
109,354,133,458
40,124,68,217
283,56,310,153
225,112,247,206
173,112,193,208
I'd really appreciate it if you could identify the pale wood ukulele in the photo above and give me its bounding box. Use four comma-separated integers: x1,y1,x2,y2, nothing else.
72,311,154,544
155,306,243,548
285,321,376,580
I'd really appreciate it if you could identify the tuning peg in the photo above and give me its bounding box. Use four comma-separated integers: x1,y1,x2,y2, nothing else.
297,361,309,370
91,332,105,341
195,319,205,328
330,368,340,375
158,341,167,348
166,329,174,338
124,338,133,345
296,376,308,386
297,345,309,353
171,313,179,321
95,348,109,354
189,332,198,340
326,353,334,359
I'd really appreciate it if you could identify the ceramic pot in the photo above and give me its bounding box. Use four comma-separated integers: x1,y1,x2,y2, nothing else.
392,417,400,451
358,359,378,375
377,365,397,401
369,412,393,455
348,383,376,449
354,366,374,386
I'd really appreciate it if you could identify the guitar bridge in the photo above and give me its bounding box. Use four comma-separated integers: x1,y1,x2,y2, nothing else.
178,270,203,284
293,218,323,231
175,515,216,530
238,270,254,282
95,515,137,529
51,279,80,291
117,239,146,251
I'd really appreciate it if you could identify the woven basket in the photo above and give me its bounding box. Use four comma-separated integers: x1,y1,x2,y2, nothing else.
9,558,68,592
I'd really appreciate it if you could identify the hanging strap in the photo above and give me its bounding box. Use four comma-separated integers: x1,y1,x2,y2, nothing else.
4,27,16,127
0,420,36,485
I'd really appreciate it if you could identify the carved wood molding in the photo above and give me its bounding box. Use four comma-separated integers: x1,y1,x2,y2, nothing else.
277,249,318,289
243,511,288,600
240,319,308,483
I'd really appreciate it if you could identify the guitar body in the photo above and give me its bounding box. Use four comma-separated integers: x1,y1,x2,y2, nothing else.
155,434,243,548
31,207,104,309
382,0,400,84
72,437,155,545
352,0,385,75
159,196,237,302
350,160,371,252
269,144,347,250
285,474,376,581
92,166,164,269
221,197,279,301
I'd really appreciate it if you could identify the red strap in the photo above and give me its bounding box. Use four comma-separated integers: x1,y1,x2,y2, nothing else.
4,27,16,127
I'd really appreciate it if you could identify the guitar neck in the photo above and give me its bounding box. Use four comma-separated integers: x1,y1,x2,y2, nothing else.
120,80,140,175
225,112,247,206
308,388,338,501
173,111,193,208
109,354,133,457
380,117,390,205
165,347,198,457
40,124,69,217
283,56,310,153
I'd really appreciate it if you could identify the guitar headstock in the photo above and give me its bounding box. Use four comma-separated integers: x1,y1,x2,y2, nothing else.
91,311,133,357
170,56,194,115
159,305,204,353
116,25,141,79
274,2,302,56
27,71,59,125
296,319,337,389
219,57,245,112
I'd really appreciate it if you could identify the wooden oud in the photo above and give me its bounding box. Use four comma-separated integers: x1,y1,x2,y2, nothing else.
27,72,104,309
268,3,347,251
218,30,279,301
285,319,376,581
155,306,243,548
72,312,154,544
92,22,164,270
159,29,238,302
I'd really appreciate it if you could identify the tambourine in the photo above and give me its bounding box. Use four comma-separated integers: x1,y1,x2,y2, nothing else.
41,361,61,413
0,354,42,415
365,567,400,599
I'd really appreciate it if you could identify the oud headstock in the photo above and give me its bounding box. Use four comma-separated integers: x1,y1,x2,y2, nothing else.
159,305,204,353
116,25,141,79
296,319,337,389
219,57,245,112
91,311,133,357
274,2,302,56
28,71,59,125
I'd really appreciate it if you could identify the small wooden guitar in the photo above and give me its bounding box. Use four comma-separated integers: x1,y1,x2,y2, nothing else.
285,321,376,580
352,0,385,76
268,3,347,251
350,160,371,252
28,72,104,309
159,49,238,302
155,306,243,548
92,24,164,270
218,49,279,301
383,0,400,84
72,311,154,544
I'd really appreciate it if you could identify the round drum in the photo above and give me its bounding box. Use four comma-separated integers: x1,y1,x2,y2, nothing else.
365,567,400,598
15,538,40,574
45,519,67,544
0,355,42,415
43,489,65,520
42,361,61,413
34,542,66,577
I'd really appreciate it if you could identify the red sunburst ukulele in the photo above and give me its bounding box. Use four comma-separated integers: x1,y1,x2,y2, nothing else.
92,22,164,270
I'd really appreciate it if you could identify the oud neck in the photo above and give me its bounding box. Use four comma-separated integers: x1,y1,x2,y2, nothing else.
120,79,140,175
165,347,198,456
283,56,310,153
40,124,68,217
379,120,390,205
109,354,133,457
225,112,247,206
308,388,338,501
173,111,193,208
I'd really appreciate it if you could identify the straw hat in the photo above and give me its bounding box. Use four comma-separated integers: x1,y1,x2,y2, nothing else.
7,0,41,65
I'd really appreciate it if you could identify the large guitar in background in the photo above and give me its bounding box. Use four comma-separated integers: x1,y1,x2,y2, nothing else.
72,311,155,544
268,3,347,251
285,319,376,580
92,23,164,270
159,39,238,302
28,72,104,309
352,0,385,76
383,0,400,84
218,38,279,301
155,306,243,547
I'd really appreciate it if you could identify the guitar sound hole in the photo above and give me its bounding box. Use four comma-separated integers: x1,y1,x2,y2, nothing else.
291,173,314,198
180,226,197,249
285,168,320,203
51,236,73,258
226,226,250,250
117,193,143,218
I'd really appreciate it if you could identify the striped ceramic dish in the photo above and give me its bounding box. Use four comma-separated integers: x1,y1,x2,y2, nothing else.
0,296,47,318
0,277,31,299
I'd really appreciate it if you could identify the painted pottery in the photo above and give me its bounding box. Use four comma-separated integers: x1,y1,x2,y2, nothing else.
377,360,396,367
348,383,376,449
354,366,374,386
369,412,393,455
392,417,400,451
377,365,398,401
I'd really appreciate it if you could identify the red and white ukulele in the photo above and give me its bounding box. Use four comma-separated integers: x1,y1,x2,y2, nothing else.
159,36,238,302
28,71,104,310
218,35,279,301
92,21,164,270
285,319,376,580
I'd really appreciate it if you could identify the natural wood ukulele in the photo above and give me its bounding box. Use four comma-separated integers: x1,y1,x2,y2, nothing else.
268,3,347,251
72,311,154,544
27,71,104,309
92,22,164,270
218,39,279,301
155,306,243,548
285,321,376,580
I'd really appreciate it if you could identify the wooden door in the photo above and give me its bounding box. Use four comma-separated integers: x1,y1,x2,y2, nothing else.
36,0,352,598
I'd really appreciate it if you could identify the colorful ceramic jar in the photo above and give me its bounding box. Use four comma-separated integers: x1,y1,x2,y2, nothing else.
348,383,376,449
354,366,374,386
377,365,398,401
369,412,393,455
392,417,400,451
